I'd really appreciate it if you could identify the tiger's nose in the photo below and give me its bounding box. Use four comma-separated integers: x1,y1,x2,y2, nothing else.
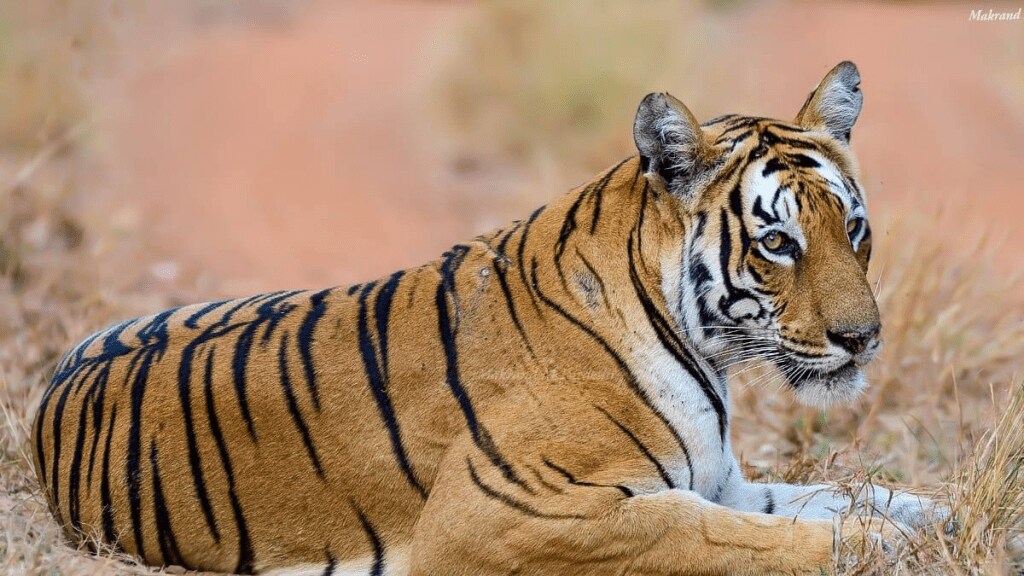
826,324,880,355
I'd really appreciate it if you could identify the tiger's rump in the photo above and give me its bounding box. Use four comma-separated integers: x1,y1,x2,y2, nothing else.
33,280,457,571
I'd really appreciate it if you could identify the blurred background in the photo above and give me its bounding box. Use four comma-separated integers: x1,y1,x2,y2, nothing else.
2,0,1023,295
2,2,1024,572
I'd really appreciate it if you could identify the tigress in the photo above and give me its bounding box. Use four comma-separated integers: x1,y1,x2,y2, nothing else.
33,61,940,575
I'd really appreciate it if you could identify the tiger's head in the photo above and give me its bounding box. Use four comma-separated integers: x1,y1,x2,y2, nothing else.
635,61,878,407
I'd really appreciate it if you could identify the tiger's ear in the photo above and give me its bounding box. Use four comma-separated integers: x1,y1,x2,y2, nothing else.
794,61,863,144
633,92,712,199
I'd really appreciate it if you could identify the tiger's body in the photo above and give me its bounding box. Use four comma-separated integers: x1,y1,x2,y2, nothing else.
34,62,938,575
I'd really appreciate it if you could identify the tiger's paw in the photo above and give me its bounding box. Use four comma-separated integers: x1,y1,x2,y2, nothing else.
836,516,912,569
878,492,952,534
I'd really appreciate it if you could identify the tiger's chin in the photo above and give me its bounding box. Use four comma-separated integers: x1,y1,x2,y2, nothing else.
785,361,868,408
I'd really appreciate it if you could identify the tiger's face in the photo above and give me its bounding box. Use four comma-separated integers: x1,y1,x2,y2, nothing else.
635,62,879,406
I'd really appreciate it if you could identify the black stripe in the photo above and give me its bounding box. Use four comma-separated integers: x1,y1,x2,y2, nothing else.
66,379,101,533
515,206,546,315
786,153,821,169
595,406,674,489
542,458,633,497
85,363,111,491
99,404,118,546
627,232,726,442
297,288,333,411
278,332,325,477
150,439,183,566
184,299,231,329
357,281,426,498
589,157,632,234
125,309,179,559
693,211,708,239
702,113,738,127
763,487,775,515
719,116,766,134
762,157,787,177
322,551,337,576
493,227,537,358
716,210,739,287
718,128,754,147
467,458,583,520
231,291,304,441
229,324,261,442
47,344,112,485
633,180,651,271
528,258,694,489
770,185,786,220
772,134,820,150
374,272,404,379
51,327,104,380
710,463,733,503
556,159,628,262
50,318,132,388
179,334,232,543
752,195,777,224
555,190,590,263
163,318,250,547
202,347,255,573
688,257,712,290
437,247,530,492
729,183,744,217
525,464,565,493
353,505,385,576
716,209,758,314
47,358,99,524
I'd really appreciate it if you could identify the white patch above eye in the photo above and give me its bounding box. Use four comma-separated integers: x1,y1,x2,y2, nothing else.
742,162,808,265
746,166,782,205
805,151,866,210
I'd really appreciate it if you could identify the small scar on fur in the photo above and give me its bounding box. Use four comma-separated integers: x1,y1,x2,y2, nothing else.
574,271,602,309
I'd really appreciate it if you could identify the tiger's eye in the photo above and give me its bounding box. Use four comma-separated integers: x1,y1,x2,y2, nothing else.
762,231,784,251
846,218,862,239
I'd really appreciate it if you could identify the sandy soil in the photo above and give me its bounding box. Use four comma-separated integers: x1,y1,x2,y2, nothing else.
101,1,1024,294
104,1,467,293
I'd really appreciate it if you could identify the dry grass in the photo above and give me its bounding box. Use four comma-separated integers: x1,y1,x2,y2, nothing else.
0,142,158,574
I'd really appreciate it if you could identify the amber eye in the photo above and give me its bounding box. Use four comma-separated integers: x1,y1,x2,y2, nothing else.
760,230,794,255
846,217,863,240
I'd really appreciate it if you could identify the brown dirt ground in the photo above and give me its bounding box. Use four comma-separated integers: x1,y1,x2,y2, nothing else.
103,0,468,294
102,0,1024,292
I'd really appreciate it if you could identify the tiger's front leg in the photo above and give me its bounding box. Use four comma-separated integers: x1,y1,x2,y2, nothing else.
410,438,886,576
715,456,945,532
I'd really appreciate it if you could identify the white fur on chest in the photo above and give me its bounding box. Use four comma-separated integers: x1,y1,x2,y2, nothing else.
631,342,734,497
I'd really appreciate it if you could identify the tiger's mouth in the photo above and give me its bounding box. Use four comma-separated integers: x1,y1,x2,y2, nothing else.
776,357,858,386
774,356,867,407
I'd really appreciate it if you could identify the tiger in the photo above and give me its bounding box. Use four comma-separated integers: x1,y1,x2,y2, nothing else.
32,61,941,575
